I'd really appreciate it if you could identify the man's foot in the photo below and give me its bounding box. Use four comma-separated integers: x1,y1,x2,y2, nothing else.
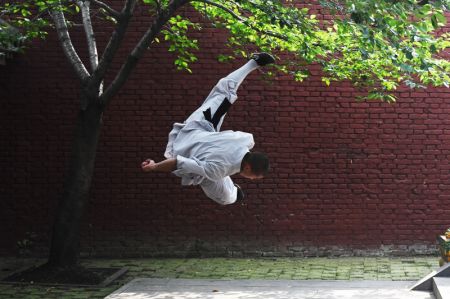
250,52,275,66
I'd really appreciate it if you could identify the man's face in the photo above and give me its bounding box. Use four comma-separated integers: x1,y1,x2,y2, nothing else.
240,164,264,180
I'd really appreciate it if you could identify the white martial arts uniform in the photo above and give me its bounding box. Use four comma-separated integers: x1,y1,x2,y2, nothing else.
164,77,255,205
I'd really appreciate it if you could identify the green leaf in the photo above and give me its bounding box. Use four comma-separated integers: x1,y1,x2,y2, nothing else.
431,15,438,29
435,12,447,26
383,94,397,103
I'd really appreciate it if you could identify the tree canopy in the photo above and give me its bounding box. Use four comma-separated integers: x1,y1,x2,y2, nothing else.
1,0,449,102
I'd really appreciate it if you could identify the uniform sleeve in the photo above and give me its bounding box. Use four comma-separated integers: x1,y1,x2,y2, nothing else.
173,155,227,182
164,122,184,159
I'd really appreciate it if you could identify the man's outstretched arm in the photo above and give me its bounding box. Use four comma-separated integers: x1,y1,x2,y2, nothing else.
141,158,177,172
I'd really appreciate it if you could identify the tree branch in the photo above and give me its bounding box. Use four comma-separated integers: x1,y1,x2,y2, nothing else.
199,0,245,22
193,0,288,41
90,0,137,89
89,0,120,19
78,1,99,71
100,0,191,105
50,4,90,83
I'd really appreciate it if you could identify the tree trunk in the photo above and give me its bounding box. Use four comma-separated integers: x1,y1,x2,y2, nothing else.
48,99,103,268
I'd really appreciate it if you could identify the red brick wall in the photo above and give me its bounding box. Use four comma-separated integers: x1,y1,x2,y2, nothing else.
1,4,449,257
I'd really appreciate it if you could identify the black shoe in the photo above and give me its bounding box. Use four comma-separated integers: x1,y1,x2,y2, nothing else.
250,52,275,66
234,183,245,202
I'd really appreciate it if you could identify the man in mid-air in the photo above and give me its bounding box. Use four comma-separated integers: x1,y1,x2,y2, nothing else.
142,53,275,205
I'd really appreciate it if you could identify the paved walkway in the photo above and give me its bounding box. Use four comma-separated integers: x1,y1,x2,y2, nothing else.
105,278,434,299
0,257,440,299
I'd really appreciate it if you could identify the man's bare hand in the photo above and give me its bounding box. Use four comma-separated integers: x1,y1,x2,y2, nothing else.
141,158,177,173
141,159,157,172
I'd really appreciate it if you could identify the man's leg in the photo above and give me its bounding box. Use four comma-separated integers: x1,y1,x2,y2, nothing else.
223,52,275,94
185,53,275,130
200,176,238,205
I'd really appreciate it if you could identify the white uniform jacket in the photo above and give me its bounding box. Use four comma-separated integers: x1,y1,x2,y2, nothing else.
164,119,254,205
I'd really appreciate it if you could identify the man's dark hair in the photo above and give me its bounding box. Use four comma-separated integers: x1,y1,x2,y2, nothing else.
242,152,270,176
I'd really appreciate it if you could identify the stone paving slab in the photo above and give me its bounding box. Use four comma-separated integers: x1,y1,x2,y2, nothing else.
105,278,434,299
433,277,450,299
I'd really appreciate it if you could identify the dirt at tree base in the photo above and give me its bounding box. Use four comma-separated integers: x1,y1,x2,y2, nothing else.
3,263,117,285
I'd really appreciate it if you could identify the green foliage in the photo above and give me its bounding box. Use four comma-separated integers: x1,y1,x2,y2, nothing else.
0,0,81,49
191,0,327,86
161,15,201,73
0,22,23,52
316,0,450,100
191,0,450,101
1,0,449,102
